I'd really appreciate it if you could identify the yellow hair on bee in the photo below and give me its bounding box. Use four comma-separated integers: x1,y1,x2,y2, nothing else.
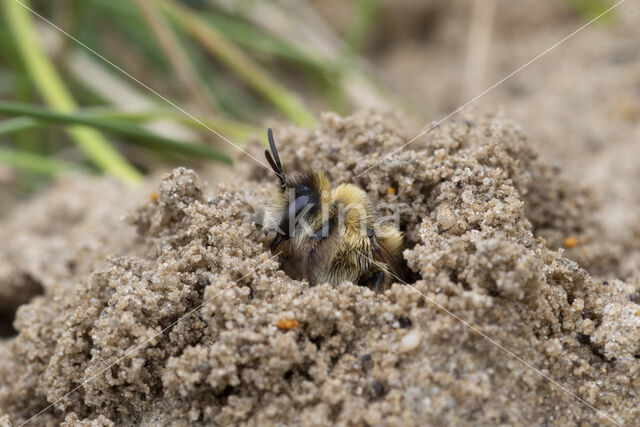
377,224,404,257
263,129,406,292
331,183,375,233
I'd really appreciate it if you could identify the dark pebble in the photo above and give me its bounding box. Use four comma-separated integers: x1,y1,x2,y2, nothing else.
367,380,387,400
397,316,412,328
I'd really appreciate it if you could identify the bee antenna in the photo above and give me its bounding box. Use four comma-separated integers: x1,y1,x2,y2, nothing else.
265,128,286,190
267,128,283,171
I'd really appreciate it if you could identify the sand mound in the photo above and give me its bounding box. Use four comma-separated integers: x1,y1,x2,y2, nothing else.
1,111,638,425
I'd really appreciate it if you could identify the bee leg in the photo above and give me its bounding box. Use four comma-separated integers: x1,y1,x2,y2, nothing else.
367,270,385,293
270,232,287,250
358,271,384,293
312,220,332,241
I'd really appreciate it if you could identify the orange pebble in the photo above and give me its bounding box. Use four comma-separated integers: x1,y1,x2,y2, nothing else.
277,318,300,330
636,310,640,317
563,236,578,249
150,191,159,203
386,187,396,196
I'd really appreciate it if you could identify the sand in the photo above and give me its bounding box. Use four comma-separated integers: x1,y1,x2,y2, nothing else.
2,2,640,424
0,109,638,425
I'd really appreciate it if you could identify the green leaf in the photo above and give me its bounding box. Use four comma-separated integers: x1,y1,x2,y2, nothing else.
85,108,259,143
203,12,333,72
0,116,39,135
0,147,84,176
567,0,615,23
3,0,142,184
345,0,380,57
157,0,316,127
0,101,233,165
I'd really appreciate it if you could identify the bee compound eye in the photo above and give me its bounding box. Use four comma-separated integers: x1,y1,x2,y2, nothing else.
279,195,315,237
292,195,312,217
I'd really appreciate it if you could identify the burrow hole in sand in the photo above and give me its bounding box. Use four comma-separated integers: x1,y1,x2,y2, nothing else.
0,275,44,338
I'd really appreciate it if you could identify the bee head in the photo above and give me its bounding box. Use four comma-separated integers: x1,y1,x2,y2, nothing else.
264,129,330,250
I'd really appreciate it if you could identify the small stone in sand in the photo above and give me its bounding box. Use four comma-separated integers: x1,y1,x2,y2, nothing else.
401,331,421,352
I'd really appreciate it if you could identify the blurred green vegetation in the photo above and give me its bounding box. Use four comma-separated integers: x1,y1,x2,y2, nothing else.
0,0,377,190
0,0,616,193
568,0,615,23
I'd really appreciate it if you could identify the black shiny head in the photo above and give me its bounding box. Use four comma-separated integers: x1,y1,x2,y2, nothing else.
270,173,320,250
265,128,286,191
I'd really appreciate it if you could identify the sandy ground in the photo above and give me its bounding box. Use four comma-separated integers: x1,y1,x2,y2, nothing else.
0,110,639,425
2,1,640,425
359,0,640,245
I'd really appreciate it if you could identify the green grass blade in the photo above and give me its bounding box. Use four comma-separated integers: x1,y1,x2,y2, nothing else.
135,0,220,115
0,147,84,176
0,116,40,135
84,108,260,143
202,12,332,72
568,0,615,23
0,101,233,164
4,0,142,185
157,0,316,127
79,0,170,71
0,70,14,96
345,0,380,57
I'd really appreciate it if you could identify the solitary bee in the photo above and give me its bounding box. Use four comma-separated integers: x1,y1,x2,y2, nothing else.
263,128,405,292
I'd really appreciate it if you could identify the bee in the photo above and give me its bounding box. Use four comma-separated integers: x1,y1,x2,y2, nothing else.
263,128,405,292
